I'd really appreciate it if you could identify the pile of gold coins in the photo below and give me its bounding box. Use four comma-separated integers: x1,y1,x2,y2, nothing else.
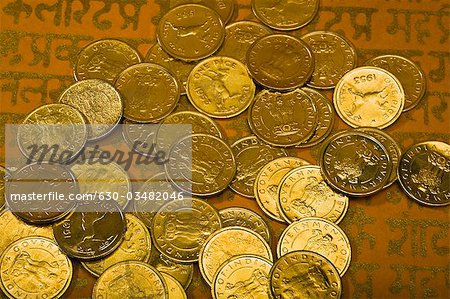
1,0,449,298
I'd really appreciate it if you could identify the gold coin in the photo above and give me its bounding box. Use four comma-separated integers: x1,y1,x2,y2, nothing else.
157,4,225,61
217,21,272,63
166,134,236,196
169,0,235,24
186,56,256,118
247,34,314,90
218,207,271,243
144,43,195,94
255,157,310,222
0,166,10,211
398,141,450,207
277,217,351,276
212,255,273,299
230,136,287,198
334,66,405,129
252,0,319,30
93,261,168,299
0,210,53,256
269,250,342,298
58,79,123,140
297,87,336,147
365,55,426,111
115,63,180,123
319,130,392,196
122,119,159,156
301,31,357,89
17,103,88,163
0,236,72,299
277,165,349,224
152,198,222,262
161,272,188,299
74,39,141,84
199,226,273,286
248,88,318,146
82,214,152,277
150,250,194,289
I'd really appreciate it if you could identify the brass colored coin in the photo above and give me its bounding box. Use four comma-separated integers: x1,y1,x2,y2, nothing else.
252,0,319,30
248,89,318,146
230,136,287,198
0,166,10,211
301,31,357,89
355,127,402,188
152,198,222,262
6,162,77,224
365,55,426,111
150,250,194,289
319,130,392,197
53,200,126,260
297,87,336,147
199,226,273,286
115,63,180,123
277,217,351,276
161,272,188,299
277,165,349,224
398,141,450,207
157,4,225,61
144,43,195,94
255,157,310,222
166,134,236,196
58,79,123,140
0,210,53,257
75,39,141,84
270,250,342,298
17,103,88,163
247,34,314,90
122,119,159,156
217,21,272,63
82,214,152,277
0,237,73,299
212,255,273,299
334,66,405,129
186,56,256,118
218,207,271,243
93,261,168,299
169,0,235,24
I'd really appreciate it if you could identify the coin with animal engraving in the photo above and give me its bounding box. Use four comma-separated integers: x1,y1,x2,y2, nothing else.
255,157,310,222
199,226,273,286
301,31,357,89
247,34,314,90
169,0,234,24
277,217,351,276
278,165,348,224
166,134,236,196
115,63,180,123
17,103,88,163
319,130,392,196
75,39,141,84
365,55,426,111
334,66,405,129
59,79,123,140
270,250,342,298
219,207,271,243
92,261,168,299
187,56,256,118
213,255,273,299
252,0,319,30
157,4,225,61
248,89,318,146
0,166,10,211
82,214,152,277
152,198,222,262
230,136,287,198
0,237,72,299
398,141,450,207
122,120,159,156
53,200,126,260
150,250,194,289
161,272,188,299
217,21,272,63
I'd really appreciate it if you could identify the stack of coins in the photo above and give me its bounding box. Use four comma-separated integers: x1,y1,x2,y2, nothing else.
1,0,449,298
